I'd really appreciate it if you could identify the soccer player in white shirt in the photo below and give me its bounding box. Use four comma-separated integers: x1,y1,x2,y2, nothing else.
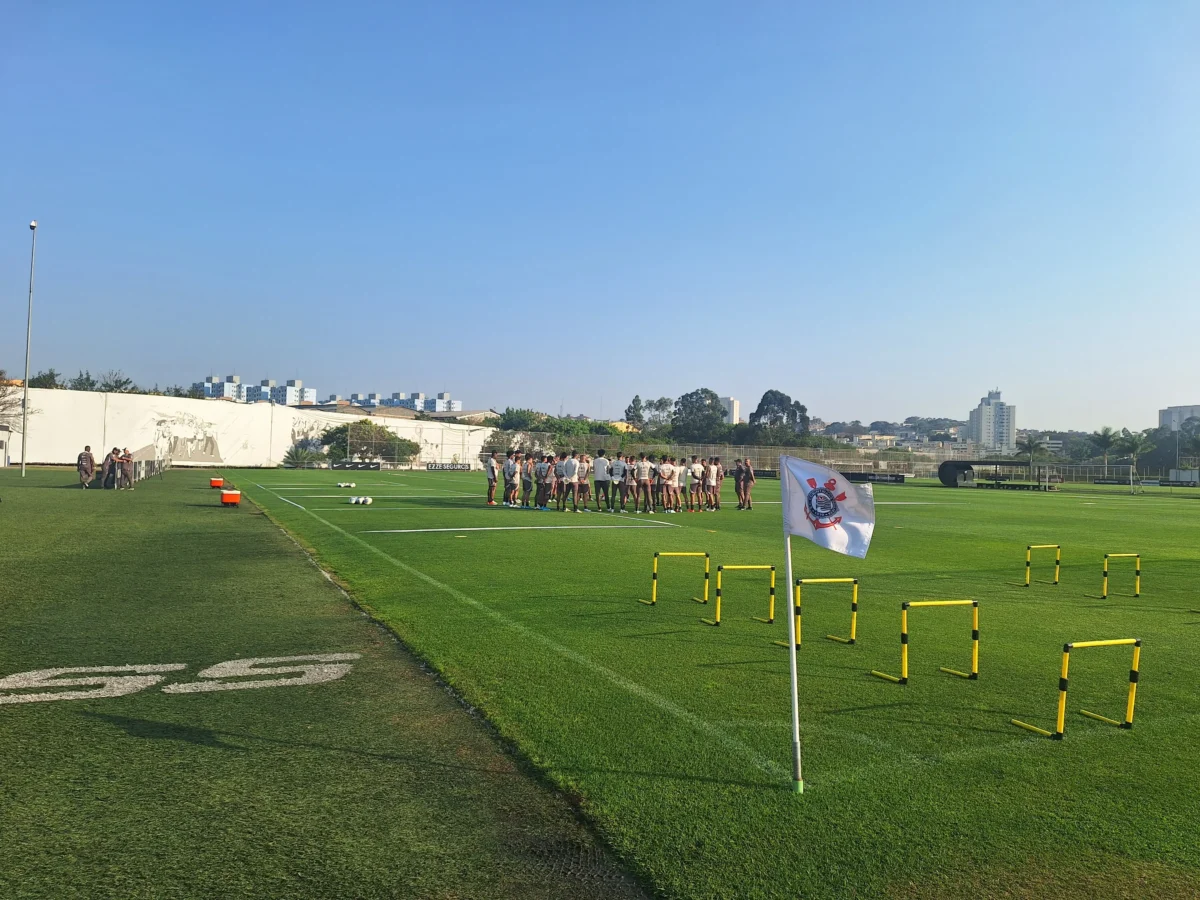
577,454,592,511
592,450,612,511
502,451,520,506
689,456,704,512
535,454,552,510
634,454,654,514
672,456,686,512
486,451,500,506
554,453,568,509
704,457,719,511
561,451,580,512
657,458,675,513
608,453,626,512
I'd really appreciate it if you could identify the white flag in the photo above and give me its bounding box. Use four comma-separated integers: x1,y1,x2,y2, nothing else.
780,455,875,559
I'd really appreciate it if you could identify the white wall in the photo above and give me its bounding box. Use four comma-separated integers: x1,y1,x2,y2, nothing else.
8,389,494,468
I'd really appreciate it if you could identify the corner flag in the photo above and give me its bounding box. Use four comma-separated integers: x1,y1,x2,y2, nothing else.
780,455,878,795
781,455,875,559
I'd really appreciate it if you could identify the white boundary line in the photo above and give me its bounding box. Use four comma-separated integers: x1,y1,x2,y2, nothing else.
255,484,307,510
360,524,678,534
268,503,787,781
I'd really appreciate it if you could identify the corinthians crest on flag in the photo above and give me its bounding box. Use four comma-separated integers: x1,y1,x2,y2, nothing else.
780,455,876,558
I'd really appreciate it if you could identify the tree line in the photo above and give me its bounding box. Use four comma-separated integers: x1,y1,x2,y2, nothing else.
19,367,203,398
496,388,841,449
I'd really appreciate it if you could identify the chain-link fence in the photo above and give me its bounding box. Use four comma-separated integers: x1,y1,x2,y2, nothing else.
344,420,423,469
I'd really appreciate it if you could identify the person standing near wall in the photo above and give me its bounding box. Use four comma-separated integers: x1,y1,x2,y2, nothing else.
101,448,118,489
119,448,135,490
77,445,96,488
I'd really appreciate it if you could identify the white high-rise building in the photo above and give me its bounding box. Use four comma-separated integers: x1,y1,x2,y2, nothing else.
1159,405,1200,431
380,391,463,412
194,375,245,401
720,397,740,425
967,390,1016,454
270,379,317,406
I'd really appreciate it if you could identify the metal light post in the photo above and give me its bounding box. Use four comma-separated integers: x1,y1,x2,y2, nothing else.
20,220,38,477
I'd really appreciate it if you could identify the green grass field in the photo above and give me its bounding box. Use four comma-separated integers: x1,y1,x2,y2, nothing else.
0,469,644,900
236,469,1200,899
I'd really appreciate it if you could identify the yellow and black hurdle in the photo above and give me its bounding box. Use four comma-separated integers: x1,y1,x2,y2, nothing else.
773,578,859,650
1025,544,1061,587
701,565,775,626
1011,638,1141,739
870,600,979,684
640,552,710,606
1102,553,1140,598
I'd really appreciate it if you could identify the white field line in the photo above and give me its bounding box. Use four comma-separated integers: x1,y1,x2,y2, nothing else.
360,524,680,535
275,505,788,782
255,484,306,509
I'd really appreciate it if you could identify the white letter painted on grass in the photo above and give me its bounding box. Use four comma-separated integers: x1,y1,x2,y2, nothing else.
0,664,189,705
161,654,362,693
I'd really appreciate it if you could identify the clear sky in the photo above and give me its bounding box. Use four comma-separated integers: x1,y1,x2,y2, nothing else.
3,2,1198,430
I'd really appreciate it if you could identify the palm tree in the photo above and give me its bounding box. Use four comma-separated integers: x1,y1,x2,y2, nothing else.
1016,435,1046,483
1091,426,1117,477
282,446,324,469
1117,429,1156,494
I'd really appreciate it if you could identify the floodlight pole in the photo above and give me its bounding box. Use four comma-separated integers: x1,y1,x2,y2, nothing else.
20,220,38,477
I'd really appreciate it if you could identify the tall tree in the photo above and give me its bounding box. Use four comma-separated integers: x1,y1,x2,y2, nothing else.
1117,429,1155,491
28,368,63,389
497,407,541,431
1090,426,1117,476
749,390,809,433
1015,434,1046,482
319,420,420,464
68,370,98,391
98,370,136,393
671,388,726,442
623,395,645,429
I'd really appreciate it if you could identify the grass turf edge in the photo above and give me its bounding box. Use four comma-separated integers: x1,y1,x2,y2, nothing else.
241,487,660,898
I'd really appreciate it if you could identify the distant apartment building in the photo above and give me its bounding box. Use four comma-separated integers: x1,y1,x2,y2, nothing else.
196,376,317,405
967,389,1017,454
1159,405,1200,431
195,375,245,401
380,391,463,413
350,393,383,407
719,397,740,425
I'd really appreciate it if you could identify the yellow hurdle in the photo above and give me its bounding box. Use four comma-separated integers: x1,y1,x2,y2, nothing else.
870,600,979,685
773,578,859,650
1025,544,1061,587
1102,554,1140,599
702,565,775,626
640,552,710,606
1011,639,1141,739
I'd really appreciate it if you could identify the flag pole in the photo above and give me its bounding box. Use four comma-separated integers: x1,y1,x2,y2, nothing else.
783,477,804,793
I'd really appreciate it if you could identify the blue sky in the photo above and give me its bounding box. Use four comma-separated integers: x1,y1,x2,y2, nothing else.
3,2,1198,430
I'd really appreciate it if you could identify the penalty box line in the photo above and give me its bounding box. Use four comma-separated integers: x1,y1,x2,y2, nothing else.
288,506,787,782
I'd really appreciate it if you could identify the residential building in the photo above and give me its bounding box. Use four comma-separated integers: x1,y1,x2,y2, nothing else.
270,379,317,406
967,389,1016,454
380,391,463,412
194,375,245,401
1159,405,1200,431
244,379,275,403
720,397,740,426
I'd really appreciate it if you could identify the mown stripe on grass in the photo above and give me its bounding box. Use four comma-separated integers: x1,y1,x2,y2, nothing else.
264,497,790,783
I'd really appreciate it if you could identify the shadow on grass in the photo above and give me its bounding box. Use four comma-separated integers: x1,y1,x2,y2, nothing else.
81,711,779,789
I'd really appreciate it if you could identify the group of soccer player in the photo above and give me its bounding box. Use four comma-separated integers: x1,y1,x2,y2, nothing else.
485,449,757,513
